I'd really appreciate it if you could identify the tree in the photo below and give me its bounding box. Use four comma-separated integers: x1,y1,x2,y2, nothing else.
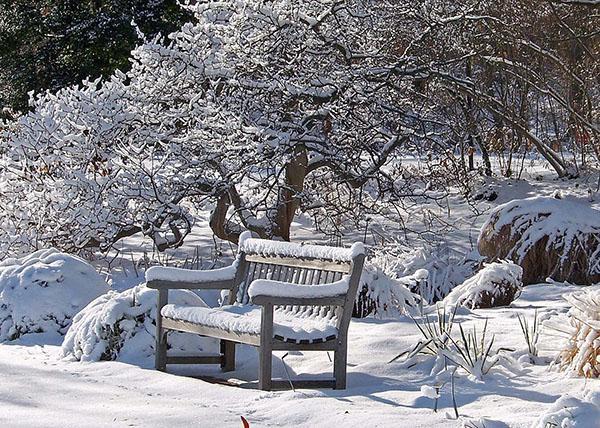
1,0,439,255
0,0,190,112
2,0,597,258
393,0,599,178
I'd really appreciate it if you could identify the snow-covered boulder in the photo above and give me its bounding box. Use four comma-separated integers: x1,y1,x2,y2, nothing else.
0,249,109,341
533,390,600,428
479,197,600,285
443,261,523,309
62,285,216,363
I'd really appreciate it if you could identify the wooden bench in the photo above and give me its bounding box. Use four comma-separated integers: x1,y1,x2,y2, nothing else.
146,232,365,390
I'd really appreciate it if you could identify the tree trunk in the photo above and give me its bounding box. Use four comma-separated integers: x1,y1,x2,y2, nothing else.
209,145,308,243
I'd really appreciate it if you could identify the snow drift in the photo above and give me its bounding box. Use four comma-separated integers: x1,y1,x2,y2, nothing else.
533,390,600,428
62,284,216,362
479,197,600,285
444,261,523,309
0,248,109,341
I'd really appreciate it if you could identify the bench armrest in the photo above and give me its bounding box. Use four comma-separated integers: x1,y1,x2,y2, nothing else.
145,265,236,290
249,277,349,306
251,294,346,306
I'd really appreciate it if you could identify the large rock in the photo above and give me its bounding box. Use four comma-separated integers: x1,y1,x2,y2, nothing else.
444,261,523,309
478,197,600,285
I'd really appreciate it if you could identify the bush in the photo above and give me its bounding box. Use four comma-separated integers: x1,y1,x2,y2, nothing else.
551,288,600,378
443,261,523,309
353,242,477,318
479,197,600,285
61,284,216,363
0,248,109,341
354,261,420,318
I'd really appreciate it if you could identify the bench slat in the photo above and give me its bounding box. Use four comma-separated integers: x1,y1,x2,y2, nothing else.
166,355,223,365
245,254,350,273
162,318,261,346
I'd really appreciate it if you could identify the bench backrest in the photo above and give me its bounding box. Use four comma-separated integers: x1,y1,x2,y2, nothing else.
231,233,365,333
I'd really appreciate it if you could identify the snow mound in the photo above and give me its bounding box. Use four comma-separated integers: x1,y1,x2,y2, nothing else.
533,390,600,428
62,285,215,362
145,264,237,283
240,232,365,262
479,196,600,285
443,261,523,309
0,248,109,341
248,276,349,299
552,287,600,378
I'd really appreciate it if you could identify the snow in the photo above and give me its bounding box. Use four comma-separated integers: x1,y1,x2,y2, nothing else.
145,264,237,283
414,268,429,281
533,389,600,428
420,384,440,399
240,236,365,262
0,249,109,341
443,261,523,309
484,197,600,237
1,167,600,426
0,281,598,427
248,276,349,299
365,243,477,306
62,285,215,362
357,261,420,317
161,304,338,343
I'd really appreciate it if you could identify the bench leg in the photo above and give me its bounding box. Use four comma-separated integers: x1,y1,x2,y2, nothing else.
155,289,168,372
259,303,274,391
258,346,272,391
334,343,347,390
220,340,236,372
155,329,167,371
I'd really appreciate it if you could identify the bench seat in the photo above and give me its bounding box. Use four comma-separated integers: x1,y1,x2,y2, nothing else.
161,304,338,344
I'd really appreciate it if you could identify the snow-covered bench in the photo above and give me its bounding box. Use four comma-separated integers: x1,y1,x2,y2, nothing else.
146,232,365,390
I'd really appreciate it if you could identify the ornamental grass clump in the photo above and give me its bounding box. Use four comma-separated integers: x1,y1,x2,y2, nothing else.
391,306,509,379
553,289,600,378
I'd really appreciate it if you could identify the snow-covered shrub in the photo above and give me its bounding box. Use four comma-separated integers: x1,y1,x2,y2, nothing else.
0,248,109,341
354,242,476,317
385,242,476,302
62,284,215,362
551,288,600,378
479,197,600,285
443,261,523,309
392,307,509,380
354,259,420,318
533,390,600,428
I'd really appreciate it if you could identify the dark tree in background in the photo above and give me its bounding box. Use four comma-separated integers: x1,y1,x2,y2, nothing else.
0,0,190,113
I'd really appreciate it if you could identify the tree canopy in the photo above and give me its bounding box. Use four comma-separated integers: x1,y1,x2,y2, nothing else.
0,0,189,112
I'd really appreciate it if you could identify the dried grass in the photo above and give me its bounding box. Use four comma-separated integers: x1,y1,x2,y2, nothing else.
549,289,600,378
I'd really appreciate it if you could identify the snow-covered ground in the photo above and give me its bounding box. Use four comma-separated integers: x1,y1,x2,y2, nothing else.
0,284,598,427
1,162,599,427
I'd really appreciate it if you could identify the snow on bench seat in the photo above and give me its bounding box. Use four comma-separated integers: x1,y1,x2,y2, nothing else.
161,304,338,344
239,232,365,262
145,265,236,283
248,276,350,299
